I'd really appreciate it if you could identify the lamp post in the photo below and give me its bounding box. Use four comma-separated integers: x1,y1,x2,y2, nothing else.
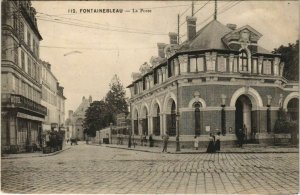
176,112,180,152
221,94,226,135
267,95,272,133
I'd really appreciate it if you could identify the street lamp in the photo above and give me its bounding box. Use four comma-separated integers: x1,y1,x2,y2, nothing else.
176,112,180,152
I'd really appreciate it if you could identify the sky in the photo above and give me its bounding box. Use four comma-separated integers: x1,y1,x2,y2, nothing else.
31,1,299,116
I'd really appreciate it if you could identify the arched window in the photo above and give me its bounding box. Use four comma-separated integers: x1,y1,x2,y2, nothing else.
194,103,201,135
239,50,248,72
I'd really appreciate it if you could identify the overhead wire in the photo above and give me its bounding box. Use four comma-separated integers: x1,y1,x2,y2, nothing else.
36,17,168,36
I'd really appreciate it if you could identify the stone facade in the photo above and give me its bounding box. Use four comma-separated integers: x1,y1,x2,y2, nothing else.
65,96,92,141
1,0,46,153
127,18,299,147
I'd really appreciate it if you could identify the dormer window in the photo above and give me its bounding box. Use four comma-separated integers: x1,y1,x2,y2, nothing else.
239,50,248,72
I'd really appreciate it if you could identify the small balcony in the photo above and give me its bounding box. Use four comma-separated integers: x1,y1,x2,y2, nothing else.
1,93,47,116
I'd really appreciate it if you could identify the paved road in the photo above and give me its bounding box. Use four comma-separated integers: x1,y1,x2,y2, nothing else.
2,143,299,194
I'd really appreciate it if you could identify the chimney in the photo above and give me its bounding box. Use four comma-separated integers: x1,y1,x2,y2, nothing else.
89,95,92,103
186,16,197,41
226,24,237,30
169,32,178,44
157,43,167,58
82,96,85,101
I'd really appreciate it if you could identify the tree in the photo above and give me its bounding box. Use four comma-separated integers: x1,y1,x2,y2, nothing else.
105,74,129,123
272,40,299,81
83,100,109,137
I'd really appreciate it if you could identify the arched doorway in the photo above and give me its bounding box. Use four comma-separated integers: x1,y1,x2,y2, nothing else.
235,95,253,142
166,99,176,136
152,103,161,136
194,102,201,136
133,109,139,135
287,98,299,121
141,106,148,136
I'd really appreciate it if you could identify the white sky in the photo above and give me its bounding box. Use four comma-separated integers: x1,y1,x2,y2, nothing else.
31,1,299,115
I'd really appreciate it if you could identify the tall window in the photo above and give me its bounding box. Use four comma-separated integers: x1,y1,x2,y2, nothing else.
27,30,31,47
189,58,197,72
263,60,272,75
194,103,201,135
197,57,204,72
239,50,248,72
14,42,18,64
19,22,24,41
27,57,31,76
21,51,25,70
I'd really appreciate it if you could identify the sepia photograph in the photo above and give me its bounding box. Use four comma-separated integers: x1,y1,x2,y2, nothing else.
1,0,299,194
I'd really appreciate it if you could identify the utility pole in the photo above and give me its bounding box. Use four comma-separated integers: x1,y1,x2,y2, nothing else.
177,14,180,44
214,0,217,20
192,1,194,16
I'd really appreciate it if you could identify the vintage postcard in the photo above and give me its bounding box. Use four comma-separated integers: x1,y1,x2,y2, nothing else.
1,0,299,194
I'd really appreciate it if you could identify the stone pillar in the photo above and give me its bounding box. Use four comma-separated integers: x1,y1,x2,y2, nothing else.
279,62,285,76
162,67,166,82
174,59,179,76
229,54,234,73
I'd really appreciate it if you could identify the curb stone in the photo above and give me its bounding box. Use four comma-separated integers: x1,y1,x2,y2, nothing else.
1,147,71,159
102,145,298,154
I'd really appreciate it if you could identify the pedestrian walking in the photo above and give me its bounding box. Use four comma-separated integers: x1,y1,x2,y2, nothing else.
238,128,244,148
194,136,199,150
206,133,216,153
215,132,221,152
162,133,169,152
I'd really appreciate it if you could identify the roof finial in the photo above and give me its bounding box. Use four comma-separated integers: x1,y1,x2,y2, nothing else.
214,0,217,20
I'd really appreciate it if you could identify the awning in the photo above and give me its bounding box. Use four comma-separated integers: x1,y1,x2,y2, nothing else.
17,112,45,122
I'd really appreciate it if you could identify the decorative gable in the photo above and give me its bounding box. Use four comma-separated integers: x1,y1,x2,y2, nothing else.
222,25,262,53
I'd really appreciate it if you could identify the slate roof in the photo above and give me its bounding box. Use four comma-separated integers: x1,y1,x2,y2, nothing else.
178,20,232,52
178,19,273,55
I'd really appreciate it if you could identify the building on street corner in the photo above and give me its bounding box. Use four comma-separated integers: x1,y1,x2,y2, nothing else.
1,0,66,153
127,16,299,147
1,0,47,153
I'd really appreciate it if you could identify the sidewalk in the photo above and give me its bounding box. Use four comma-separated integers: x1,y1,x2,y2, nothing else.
1,145,71,159
99,143,299,154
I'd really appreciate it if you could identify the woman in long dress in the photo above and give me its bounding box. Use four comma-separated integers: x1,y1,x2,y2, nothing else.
206,133,215,153
215,132,221,152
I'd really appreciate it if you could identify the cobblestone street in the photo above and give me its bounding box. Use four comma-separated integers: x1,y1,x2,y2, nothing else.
2,143,299,194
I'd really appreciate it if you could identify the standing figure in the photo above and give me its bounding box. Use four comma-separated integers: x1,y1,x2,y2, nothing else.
243,124,247,144
162,134,169,152
206,133,216,153
194,136,199,150
215,132,221,152
238,128,244,148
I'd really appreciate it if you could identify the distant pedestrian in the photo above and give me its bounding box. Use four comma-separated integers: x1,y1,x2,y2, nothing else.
162,134,169,152
238,128,244,148
206,133,216,153
128,134,131,148
149,134,154,147
215,132,221,152
194,136,199,150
